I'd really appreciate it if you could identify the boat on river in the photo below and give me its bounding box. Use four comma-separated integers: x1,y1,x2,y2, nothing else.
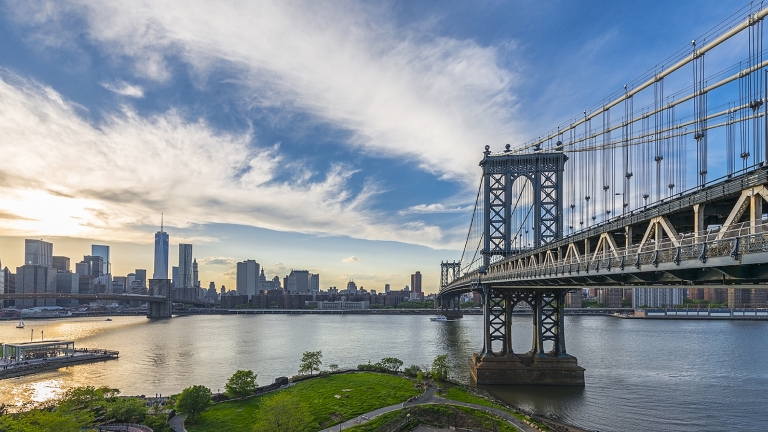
430,315,450,322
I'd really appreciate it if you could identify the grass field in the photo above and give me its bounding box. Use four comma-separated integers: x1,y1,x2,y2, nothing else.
344,404,519,432
186,372,421,432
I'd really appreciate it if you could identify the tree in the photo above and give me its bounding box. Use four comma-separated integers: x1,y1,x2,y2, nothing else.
175,385,212,420
431,354,449,381
378,357,403,372
254,393,311,432
403,364,421,377
108,397,147,423
298,350,322,375
225,370,258,398
328,363,340,373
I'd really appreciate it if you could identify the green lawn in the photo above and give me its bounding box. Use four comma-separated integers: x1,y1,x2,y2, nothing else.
344,404,518,432
442,386,551,431
186,372,421,432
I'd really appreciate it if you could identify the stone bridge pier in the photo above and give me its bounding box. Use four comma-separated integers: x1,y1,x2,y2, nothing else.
469,286,584,385
147,279,172,319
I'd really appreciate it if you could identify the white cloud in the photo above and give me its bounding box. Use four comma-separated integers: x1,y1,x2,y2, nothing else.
342,256,359,263
8,0,522,183
399,203,473,215
101,80,144,98
199,256,236,266
0,74,446,247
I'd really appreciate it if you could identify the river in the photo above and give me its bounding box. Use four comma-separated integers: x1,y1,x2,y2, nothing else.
0,314,766,431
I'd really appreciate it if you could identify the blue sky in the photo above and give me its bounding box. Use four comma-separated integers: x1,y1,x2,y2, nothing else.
0,0,750,292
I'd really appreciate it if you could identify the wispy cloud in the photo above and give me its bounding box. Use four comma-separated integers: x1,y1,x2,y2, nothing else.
8,0,521,184
399,203,473,215
101,80,144,98
341,256,359,263
0,74,445,246
199,256,236,266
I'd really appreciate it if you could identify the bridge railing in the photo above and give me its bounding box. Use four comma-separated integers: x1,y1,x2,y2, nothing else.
445,220,767,289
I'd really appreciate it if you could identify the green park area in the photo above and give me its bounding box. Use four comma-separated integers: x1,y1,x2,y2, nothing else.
187,372,420,431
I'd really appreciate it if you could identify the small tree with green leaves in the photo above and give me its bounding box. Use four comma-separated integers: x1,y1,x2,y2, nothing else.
254,393,311,432
225,370,258,398
431,354,449,381
403,364,421,377
298,350,322,375
328,363,340,372
175,385,212,420
378,357,404,372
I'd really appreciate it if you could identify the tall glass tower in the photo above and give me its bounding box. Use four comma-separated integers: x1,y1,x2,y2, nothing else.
153,222,169,280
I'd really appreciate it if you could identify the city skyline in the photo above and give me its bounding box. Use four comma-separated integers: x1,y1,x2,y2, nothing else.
0,1,746,292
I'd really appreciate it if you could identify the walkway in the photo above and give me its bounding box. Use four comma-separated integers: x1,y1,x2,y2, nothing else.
318,383,541,432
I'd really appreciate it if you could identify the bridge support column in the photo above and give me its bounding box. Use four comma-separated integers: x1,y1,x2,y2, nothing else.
471,288,584,386
147,279,172,319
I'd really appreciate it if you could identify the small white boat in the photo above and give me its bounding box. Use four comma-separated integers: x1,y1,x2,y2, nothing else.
16,318,25,329
430,316,449,322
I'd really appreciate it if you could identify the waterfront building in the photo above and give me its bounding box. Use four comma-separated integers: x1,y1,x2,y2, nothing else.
153,227,169,280
15,264,56,308
310,273,319,294
346,280,357,295
52,256,70,273
385,283,390,294
565,291,583,308
687,288,704,300
704,288,728,304
411,271,422,294
178,244,193,288
312,300,370,310
2,267,14,308
258,269,281,291
597,288,622,308
728,288,768,308
91,245,110,275
632,287,684,308
286,270,310,293
236,260,260,297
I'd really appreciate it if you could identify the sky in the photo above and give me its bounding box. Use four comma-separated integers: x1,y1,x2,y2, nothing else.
0,0,751,293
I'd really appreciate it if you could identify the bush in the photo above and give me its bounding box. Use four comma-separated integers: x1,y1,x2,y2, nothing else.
403,365,422,378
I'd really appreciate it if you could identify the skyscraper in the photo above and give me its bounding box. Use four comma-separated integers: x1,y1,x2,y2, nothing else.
172,266,179,287
179,244,193,288
91,245,110,275
135,269,147,287
24,239,53,267
153,223,169,280
16,264,56,308
52,256,70,272
192,258,199,288
236,260,260,297
310,273,319,293
411,271,422,294
82,255,104,278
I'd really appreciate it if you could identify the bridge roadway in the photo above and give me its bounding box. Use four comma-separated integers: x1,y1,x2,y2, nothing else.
442,168,768,296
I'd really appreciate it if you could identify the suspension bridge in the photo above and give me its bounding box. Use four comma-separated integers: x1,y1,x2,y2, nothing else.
438,4,768,385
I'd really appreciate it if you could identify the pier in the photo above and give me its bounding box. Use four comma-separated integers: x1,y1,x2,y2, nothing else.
1,340,118,380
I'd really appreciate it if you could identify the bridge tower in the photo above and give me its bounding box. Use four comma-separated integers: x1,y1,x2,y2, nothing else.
147,279,172,319
472,146,584,385
439,261,463,318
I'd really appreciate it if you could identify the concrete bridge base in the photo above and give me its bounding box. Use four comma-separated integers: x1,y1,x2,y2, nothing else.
470,353,585,386
147,299,172,319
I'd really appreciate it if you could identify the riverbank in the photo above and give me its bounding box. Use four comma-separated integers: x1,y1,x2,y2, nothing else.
182,371,589,432
611,309,768,320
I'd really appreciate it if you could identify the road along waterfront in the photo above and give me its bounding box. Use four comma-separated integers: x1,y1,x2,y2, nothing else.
0,314,765,431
